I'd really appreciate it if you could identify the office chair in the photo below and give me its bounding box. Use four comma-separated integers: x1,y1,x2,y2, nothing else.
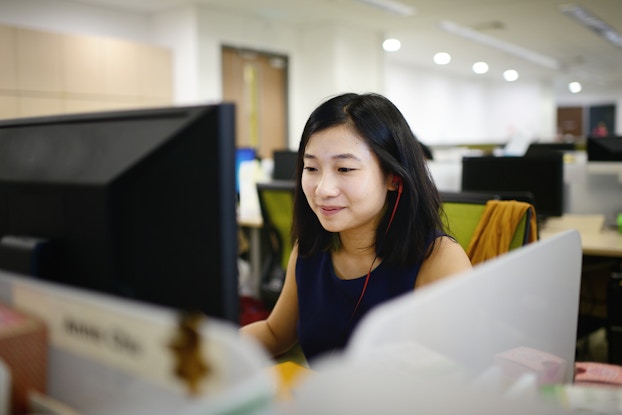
440,191,501,252
256,180,295,308
441,191,537,264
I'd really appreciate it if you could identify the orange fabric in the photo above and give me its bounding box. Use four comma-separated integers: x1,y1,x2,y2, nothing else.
269,361,313,401
466,200,538,265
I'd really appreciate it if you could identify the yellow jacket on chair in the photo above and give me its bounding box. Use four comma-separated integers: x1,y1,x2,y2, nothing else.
466,200,538,265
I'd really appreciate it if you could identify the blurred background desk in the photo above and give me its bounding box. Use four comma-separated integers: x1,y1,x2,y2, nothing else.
540,214,622,258
540,213,622,364
238,213,263,298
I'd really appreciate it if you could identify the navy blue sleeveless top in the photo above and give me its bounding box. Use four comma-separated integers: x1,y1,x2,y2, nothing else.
296,238,434,364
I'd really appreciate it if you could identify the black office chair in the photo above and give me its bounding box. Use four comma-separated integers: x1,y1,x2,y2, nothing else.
575,256,618,361
439,190,501,204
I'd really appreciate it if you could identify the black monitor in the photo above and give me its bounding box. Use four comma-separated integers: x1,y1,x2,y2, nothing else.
525,142,575,157
272,149,298,181
461,153,565,219
235,146,256,194
587,136,622,161
0,104,239,323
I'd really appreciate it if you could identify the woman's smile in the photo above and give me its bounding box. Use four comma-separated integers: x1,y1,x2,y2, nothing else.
318,205,345,216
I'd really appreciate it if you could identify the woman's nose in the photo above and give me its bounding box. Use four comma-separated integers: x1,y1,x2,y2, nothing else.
315,173,339,197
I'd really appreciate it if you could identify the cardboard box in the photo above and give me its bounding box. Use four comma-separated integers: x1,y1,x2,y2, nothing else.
0,303,48,414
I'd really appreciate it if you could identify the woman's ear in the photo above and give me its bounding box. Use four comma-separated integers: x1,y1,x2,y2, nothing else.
389,175,403,192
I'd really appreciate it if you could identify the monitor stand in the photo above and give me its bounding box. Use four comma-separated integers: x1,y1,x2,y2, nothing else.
0,236,50,277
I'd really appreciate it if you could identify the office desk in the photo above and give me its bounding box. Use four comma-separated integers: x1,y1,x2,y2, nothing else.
238,214,263,297
540,214,622,258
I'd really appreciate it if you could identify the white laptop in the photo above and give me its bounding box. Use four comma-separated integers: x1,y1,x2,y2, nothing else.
291,230,583,414
347,229,582,383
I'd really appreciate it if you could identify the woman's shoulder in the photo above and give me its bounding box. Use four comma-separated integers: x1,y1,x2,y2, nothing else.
416,236,472,288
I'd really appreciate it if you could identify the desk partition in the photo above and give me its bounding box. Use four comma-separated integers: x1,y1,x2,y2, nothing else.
0,270,276,414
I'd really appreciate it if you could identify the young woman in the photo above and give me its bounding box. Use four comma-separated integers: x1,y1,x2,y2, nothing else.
241,92,472,364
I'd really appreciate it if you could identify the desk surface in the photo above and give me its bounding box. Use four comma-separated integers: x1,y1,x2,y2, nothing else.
540,214,622,258
238,213,263,228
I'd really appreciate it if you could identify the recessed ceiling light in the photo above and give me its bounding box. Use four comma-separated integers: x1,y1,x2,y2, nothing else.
472,61,489,74
503,69,519,81
568,81,582,93
383,38,401,52
434,52,451,65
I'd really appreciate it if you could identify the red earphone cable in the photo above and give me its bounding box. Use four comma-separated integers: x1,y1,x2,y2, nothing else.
351,183,402,319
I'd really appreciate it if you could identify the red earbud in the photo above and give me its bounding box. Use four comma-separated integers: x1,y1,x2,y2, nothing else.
388,175,402,226
392,175,403,193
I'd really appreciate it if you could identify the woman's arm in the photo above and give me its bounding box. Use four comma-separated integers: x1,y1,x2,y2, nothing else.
240,245,301,356
415,236,472,289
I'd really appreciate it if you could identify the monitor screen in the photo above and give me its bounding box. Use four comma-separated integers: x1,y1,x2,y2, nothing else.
0,104,239,323
272,149,298,181
525,142,575,157
461,153,564,219
235,147,256,194
587,136,622,161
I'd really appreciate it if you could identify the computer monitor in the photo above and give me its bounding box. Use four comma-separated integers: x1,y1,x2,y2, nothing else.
0,104,239,323
587,136,622,161
461,153,565,219
272,149,298,181
235,147,256,195
525,142,575,157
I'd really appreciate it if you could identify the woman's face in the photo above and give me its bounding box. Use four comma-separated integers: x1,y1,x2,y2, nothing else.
301,124,390,234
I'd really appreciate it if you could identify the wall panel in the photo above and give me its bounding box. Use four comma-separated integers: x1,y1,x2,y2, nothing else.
62,34,105,95
16,27,63,93
0,25,16,90
0,95,18,119
0,22,172,120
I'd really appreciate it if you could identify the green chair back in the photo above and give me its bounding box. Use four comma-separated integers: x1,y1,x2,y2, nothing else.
442,195,533,257
442,202,487,251
256,181,295,271
509,212,530,250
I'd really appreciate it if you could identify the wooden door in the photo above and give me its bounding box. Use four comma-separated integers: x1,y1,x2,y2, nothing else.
222,46,288,159
556,106,583,141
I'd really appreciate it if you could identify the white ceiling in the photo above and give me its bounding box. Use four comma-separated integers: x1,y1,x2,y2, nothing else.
72,0,622,90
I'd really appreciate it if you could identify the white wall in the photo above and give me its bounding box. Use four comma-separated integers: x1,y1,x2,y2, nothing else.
292,23,384,147
384,61,558,145
0,0,152,42
1,0,621,148
152,6,199,104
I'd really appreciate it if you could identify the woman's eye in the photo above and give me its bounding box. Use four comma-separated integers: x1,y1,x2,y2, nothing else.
337,167,355,173
303,166,317,172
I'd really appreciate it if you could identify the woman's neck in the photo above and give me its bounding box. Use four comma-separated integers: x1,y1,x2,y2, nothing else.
336,228,376,258
332,230,379,280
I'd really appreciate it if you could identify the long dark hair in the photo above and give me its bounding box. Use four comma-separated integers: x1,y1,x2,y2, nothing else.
292,92,444,266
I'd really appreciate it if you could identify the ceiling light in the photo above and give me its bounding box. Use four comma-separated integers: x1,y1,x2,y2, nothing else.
472,61,489,74
503,69,519,82
354,0,415,16
383,38,401,52
439,20,560,70
568,81,582,93
560,4,622,49
434,52,451,65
